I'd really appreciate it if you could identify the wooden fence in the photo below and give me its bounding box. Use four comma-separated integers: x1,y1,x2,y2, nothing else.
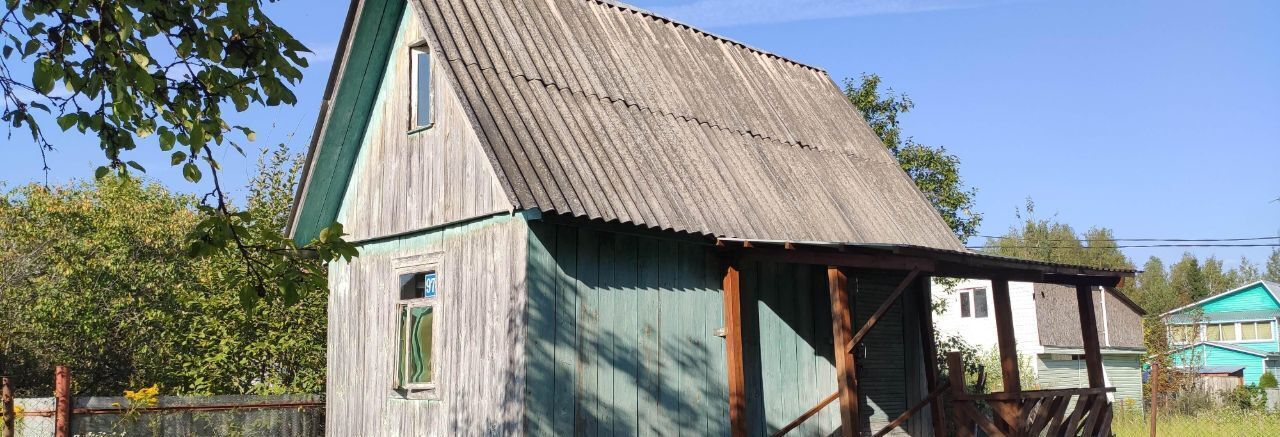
1,370,323,437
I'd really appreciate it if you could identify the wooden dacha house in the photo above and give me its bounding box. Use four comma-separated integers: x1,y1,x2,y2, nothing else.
288,0,1134,435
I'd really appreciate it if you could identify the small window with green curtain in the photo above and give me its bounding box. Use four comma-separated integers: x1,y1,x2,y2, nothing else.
397,270,438,394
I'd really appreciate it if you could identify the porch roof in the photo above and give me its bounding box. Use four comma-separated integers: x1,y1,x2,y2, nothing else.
717,237,1136,287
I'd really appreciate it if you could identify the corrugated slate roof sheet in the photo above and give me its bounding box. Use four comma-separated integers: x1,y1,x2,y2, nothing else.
411,0,964,250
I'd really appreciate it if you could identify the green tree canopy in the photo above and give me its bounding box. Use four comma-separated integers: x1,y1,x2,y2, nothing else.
1169,253,1210,304
845,74,981,241
1266,249,1280,282
0,146,324,396
980,200,1133,271
0,0,353,307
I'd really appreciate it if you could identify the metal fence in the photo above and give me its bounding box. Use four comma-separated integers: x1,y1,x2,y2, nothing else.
2,372,323,437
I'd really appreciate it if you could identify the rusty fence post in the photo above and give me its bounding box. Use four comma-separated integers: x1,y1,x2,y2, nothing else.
2,376,13,437
1148,362,1157,437
54,366,70,437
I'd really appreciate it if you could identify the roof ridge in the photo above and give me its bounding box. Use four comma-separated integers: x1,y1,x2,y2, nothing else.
590,0,828,74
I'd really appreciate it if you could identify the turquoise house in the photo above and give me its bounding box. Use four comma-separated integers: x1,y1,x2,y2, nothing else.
1164,281,1280,385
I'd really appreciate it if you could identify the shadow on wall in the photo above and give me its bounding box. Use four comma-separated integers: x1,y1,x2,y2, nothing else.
523,222,729,436
522,222,915,436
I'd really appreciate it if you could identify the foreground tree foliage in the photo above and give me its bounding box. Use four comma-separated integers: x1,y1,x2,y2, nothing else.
846,74,982,242
0,0,353,308
0,147,324,396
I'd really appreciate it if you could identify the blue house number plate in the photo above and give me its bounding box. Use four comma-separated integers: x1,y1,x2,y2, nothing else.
423,271,438,298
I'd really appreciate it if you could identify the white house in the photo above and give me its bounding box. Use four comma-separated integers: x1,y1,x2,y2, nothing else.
932,280,1147,409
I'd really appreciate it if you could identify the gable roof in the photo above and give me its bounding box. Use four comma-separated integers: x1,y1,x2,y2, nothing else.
289,0,964,250
1160,280,1280,317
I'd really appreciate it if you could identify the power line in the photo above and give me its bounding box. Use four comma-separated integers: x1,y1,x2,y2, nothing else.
967,243,1280,250
977,235,1280,243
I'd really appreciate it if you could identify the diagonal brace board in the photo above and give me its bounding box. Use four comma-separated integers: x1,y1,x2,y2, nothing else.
845,269,921,353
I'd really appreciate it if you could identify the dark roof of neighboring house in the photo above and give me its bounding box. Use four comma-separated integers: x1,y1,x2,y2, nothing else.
1160,280,1280,317
1194,365,1246,376
1031,283,1148,316
398,0,964,248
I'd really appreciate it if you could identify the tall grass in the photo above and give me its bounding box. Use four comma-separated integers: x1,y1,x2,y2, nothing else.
1111,408,1280,436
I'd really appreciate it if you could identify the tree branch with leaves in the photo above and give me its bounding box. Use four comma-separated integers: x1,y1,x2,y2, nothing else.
0,0,354,308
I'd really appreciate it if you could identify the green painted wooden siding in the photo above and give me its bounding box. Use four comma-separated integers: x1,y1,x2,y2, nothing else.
1174,344,1266,385
525,222,924,436
524,222,729,436
743,265,915,436
1037,354,1143,411
1104,355,1144,411
1234,341,1279,354
1200,284,1280,313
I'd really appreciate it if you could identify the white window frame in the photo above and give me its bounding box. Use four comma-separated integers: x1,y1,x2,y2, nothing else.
408,42,434,133
394,253,443,399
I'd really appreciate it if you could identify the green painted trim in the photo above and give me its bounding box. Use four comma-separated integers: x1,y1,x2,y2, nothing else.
294,0,407,243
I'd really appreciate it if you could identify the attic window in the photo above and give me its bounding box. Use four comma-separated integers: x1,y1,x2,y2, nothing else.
409,44,432,131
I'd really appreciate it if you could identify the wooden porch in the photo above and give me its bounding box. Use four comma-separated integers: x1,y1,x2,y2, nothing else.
717,239,1133,437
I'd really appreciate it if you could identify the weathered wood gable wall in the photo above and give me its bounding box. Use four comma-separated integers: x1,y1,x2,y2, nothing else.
326,9,526,436
334,9,512,241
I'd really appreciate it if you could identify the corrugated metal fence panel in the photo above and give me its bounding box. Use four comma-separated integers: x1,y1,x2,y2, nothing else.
411,0,964,249
524,222,729,436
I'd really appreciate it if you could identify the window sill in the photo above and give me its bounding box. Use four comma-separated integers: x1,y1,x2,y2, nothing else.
407,123,435,135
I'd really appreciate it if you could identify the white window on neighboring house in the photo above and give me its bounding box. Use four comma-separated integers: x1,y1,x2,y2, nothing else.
1205,322,1237,342
1168,324,1199,344
972,288,989,318
409,44,433,131
396,266,439,398
1241,321,1273,341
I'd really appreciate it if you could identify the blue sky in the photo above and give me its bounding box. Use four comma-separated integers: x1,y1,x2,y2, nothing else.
3,0,1277,268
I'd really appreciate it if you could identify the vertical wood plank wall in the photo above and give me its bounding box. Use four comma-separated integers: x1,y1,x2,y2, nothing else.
524,222,730,436
335,10,513,241
327,214,528,436
745,265,917,437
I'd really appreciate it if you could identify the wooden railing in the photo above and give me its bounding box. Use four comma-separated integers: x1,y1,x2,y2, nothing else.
948,354,1115,437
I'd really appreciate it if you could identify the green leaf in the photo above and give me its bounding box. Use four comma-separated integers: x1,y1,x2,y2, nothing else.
56,114,77,131
238,285,259,311
182,163,202,182
94,166,109,180
32,58,56,94
159,129,176,151
130,51,149,68
170,151,187,165
126,161,146,172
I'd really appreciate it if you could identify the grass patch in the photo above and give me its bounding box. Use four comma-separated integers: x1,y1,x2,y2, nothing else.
1112,408,1280,436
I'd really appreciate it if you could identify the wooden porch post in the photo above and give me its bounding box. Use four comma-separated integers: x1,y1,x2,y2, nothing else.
1077,285,1105,388
916,278,946,437
828,266,859,437
990,279,1021,432
723,260,749,437
990,279,1021,393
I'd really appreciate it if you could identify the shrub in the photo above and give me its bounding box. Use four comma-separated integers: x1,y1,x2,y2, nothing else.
1260,371,1278,390
1223,384,1266,411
